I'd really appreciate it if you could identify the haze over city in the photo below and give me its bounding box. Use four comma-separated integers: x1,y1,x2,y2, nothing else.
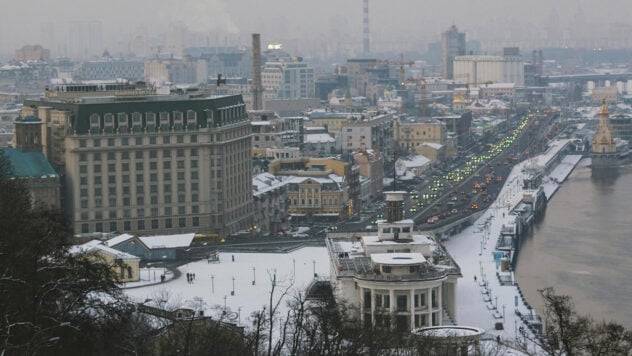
2,0,632,59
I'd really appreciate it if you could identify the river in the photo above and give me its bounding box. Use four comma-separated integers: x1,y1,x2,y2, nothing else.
515,160,632,328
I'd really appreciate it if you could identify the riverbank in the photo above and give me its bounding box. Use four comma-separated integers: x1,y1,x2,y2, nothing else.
442,140,581,349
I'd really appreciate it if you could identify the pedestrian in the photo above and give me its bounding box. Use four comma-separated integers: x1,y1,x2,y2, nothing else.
474,275,477,282
232,255,235,262
192,273,196,281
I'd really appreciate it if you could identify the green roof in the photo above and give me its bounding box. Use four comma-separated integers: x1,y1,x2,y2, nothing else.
0,147,58,179
14,115,41,123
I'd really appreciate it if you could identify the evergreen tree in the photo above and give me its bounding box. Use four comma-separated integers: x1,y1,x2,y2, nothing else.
0,150,146,355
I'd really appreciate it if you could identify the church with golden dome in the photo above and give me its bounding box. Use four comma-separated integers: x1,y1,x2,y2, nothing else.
591,99,618,169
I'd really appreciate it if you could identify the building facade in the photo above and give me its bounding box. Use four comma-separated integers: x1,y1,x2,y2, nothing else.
441,25,466,80
261,61,315,100
396,118,447,155
326,192,461,331
340,112,395,159
353,149,384,203
453,55,524,86
21,85,254,237
75,60,144,81
252,172,290,237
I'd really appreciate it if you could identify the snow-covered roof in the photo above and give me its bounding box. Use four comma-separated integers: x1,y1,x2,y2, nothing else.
371,253,426,265
138,233,195,249
304,133,335,143
422,142,443,149
398,155,430,168
362,233,433,246
70,240,140,260
106,233,135,247
253,172,290,196
92,244,141,260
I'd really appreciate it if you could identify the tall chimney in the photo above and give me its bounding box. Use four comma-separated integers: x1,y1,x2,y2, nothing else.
251,33,263,110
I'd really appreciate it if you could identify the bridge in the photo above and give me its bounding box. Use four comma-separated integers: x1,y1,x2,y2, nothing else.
540,72,632,85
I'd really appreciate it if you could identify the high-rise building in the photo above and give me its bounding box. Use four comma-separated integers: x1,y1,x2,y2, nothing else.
441,25,466,80
20,83,254,237
262,61,315,100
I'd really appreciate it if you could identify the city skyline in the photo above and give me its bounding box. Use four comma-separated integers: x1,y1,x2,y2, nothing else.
2,0,632,60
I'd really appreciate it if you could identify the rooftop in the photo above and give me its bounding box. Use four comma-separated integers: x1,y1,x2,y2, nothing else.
1,147,58,179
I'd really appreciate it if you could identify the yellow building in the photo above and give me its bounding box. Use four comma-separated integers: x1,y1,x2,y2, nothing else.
396,118,446,156
268,157,358,218
72,240,141,283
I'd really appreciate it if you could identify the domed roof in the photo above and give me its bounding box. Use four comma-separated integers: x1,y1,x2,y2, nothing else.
453,95,465,104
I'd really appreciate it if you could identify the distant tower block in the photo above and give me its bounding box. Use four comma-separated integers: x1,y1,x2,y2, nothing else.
251,33,263,110
363,0,370,54
385,191,405,223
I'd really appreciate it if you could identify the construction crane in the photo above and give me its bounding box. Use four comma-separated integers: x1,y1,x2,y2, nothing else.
453,73,471,104
379,53,415,92
406,68,429,117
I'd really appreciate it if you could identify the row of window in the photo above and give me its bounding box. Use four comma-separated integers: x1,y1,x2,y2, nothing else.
79,171,199,186
364,289,438,310
78,148,198,162
80,216,200,234
80,205,201,220
79,135,198,148
79,159,198,175
291,198,339,206
80,192,200,207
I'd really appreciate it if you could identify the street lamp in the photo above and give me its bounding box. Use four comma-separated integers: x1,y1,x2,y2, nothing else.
312,259,316,278
252,267,256,285
231,277,235,296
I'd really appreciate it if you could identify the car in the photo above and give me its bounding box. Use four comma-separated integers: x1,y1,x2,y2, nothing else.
451,208,458,214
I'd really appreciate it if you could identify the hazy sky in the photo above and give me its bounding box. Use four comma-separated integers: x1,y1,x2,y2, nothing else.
1,0,631,58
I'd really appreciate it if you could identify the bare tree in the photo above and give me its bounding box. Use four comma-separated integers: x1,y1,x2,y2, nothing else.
538,287,591,356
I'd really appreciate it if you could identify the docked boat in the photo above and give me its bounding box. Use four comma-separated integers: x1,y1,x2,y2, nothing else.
616,138,629,159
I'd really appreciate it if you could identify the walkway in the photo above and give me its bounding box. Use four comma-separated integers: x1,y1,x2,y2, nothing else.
442,144,580,353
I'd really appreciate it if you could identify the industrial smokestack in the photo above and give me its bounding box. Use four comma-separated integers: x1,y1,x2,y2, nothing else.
363,0,370,54
251,33,263,111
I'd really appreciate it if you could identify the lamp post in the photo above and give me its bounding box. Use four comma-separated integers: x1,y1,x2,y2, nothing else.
292,259,296,279
211,275,215,293
312,259,316,277
252,267,256,285
503,304,506,324
232,277,235,296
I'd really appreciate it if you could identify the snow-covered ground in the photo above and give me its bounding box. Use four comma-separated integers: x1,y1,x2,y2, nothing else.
123,140,580,353
124,247,330,325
